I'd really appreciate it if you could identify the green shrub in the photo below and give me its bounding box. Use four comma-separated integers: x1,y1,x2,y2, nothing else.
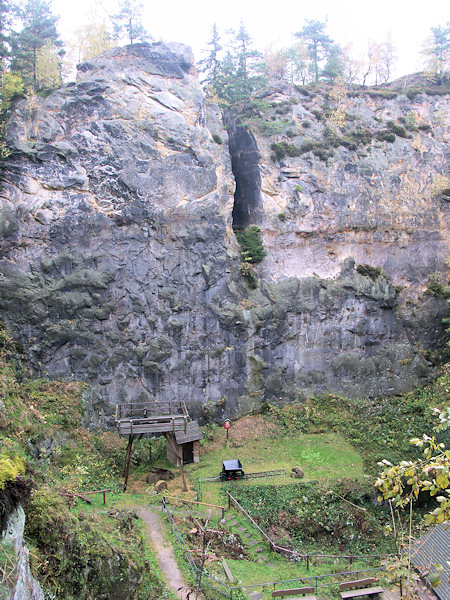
239,262,258,288
0,455,25,489
312,147,332,161
236,226,266,264
425,272,449,297
211,133,223,144
376,130,396,143
367,90,398,99
274,103,291,115
356,264,382,280
258,119,290,136
295,184,302,192
277,212,287,222
270,141,301,160
338,136,358,151
387,120,409,138
418,124,432,132
299,140,315,153
406,89,421,100
350,129,373,145
424,87,449,96
399,114,418,131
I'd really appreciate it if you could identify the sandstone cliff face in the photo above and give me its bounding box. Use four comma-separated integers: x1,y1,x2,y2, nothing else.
0,43,448,422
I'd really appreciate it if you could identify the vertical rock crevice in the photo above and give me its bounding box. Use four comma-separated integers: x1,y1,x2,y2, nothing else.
224,109,263,231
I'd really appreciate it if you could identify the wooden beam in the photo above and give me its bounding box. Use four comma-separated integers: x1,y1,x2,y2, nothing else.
117,424,188,435
123,433,144,492
123,435,135,481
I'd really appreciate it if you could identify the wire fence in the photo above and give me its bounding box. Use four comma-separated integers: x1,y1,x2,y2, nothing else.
162,497,234,599
161,497,388,599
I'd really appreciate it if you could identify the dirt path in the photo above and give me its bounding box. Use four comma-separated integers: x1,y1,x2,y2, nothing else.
137,507,193,600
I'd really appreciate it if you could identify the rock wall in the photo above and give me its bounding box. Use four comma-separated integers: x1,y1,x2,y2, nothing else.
2,506,44,600
0,43,448,423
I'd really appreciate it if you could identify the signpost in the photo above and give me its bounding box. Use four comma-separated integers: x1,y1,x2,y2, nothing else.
223,419,232,441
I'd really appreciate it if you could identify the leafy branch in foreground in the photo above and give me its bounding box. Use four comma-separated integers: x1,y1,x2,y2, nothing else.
376,407,450,525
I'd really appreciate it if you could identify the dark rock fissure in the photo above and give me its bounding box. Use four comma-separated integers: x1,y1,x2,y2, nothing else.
224,109,263,231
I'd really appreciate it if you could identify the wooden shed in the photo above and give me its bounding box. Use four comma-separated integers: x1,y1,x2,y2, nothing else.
166,421,202,465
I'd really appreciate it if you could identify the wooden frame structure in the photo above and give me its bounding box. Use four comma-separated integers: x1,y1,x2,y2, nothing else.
115,400,189,490
115,401,188,435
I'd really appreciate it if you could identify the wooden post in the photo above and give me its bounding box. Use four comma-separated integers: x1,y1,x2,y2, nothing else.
306,555,310,571
103,490,106,505
123,434,135,492
178,449,188,492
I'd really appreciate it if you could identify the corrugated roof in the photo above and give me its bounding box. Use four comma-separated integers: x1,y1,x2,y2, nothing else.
174,421,203,445
411,522,449,600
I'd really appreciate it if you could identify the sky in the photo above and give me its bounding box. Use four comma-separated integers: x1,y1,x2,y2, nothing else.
52,0,449,80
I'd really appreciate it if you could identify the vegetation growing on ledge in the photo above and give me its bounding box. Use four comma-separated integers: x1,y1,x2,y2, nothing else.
356,264,382,280
270,141,301,160
236,225,266,264
0,455,25,490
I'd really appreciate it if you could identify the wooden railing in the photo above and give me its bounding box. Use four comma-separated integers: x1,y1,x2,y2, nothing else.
61,488,111,509
163,495,227,519
115,400,188,421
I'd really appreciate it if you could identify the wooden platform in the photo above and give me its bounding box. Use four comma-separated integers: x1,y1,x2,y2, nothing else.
115,401,188,436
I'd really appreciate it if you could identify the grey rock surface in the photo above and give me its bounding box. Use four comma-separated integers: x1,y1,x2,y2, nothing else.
1,506,45,600
0,43,448,422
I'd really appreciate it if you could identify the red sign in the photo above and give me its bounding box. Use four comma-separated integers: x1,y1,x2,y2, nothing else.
223,420,232,430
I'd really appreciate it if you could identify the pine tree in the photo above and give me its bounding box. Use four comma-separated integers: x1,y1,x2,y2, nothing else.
0,0,16,65
211,21,266,105
10,0,63,91
112,0,150,45
295,19,333,82
321,43,345,83
197,23,222,87
422,23,449,80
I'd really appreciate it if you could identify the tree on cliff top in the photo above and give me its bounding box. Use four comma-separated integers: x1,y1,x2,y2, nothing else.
295,19,333,82
9,0,64,91
112,0,150,45
422,23,449,81
198,23,222,87
201,21,266,105
0,0,17,65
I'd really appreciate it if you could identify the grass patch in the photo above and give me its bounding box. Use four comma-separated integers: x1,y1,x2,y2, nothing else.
187,420,364,506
